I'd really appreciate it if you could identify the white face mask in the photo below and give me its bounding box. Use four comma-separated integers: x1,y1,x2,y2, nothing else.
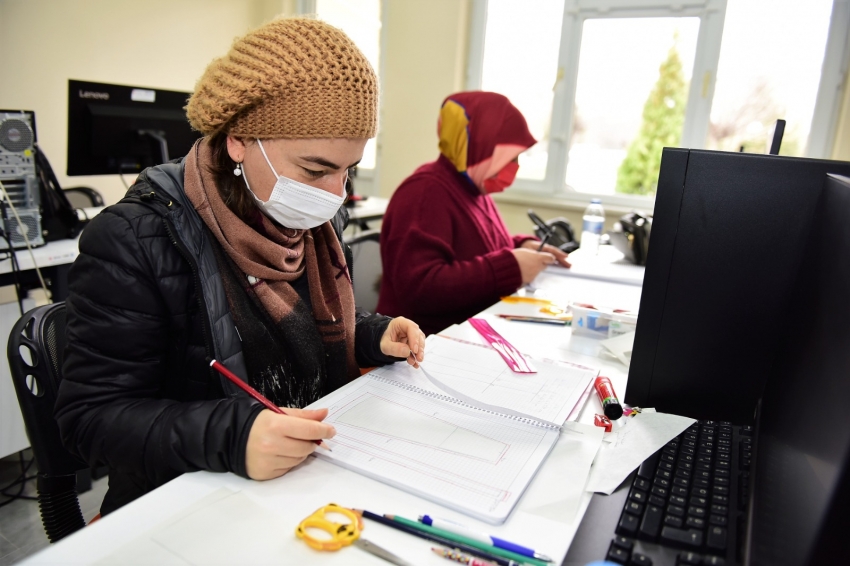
242,139,346,230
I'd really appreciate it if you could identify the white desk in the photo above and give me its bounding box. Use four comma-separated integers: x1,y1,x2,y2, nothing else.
20,259,640,566
347,196,389,229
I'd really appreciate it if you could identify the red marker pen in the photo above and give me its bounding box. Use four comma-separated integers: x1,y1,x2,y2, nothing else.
594,376,624,420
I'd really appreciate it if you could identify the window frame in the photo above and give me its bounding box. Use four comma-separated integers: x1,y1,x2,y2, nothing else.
467,0,848,211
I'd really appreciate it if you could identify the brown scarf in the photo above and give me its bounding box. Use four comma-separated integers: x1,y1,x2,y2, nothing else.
183,139,358,383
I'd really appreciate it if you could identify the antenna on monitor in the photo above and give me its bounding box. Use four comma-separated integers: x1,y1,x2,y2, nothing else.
768,119,786,155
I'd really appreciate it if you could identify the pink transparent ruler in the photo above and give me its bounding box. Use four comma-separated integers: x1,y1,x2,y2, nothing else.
468,318,537,373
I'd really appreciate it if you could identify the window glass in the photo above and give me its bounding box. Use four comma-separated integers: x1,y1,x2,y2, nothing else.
481,0,565,180
566,17,700,196
316,0,381,169
708,0,833,156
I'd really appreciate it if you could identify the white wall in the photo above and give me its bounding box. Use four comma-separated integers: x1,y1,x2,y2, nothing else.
0,0,291,205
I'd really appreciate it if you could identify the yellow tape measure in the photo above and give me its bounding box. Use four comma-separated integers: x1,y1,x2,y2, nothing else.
295,503,362,551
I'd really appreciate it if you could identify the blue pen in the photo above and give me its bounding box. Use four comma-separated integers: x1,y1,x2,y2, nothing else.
419,515,553,563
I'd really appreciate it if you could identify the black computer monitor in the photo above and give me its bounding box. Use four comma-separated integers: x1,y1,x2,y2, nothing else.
746,173,850,564
626,149,850,423
67,79,201,176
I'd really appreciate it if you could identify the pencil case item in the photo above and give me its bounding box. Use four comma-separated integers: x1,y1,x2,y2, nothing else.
570,303,638,339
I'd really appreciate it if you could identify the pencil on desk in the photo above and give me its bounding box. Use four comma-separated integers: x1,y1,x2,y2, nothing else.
353,510,519,566
385,514,549,566
209,359,329,450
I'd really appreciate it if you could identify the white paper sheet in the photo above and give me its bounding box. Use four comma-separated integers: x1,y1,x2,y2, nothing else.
600,330,637,366
517,422,604,523
585,411,696,495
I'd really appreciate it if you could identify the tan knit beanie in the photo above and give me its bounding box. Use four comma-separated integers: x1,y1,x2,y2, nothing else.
186,17,377,139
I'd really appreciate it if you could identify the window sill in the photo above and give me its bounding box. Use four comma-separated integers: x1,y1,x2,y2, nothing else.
492,189,656,216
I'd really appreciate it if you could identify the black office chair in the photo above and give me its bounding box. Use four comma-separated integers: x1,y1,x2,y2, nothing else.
7,302,88,542
345,229,382,313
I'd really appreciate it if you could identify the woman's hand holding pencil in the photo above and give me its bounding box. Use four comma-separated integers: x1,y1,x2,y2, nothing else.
210,359,335,481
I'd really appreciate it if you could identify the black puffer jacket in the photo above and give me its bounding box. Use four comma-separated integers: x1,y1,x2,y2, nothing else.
55,159,394,515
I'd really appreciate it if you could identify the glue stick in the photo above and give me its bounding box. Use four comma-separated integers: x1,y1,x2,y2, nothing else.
594,376,623,420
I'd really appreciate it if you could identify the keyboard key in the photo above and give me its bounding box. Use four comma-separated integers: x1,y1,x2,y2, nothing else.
625,501,644,515
688,506,707,518
657,470,673,481
742,425,753,436
670,495,687,507
664,514,683,528
654,477,671,489
607,543,630,564
714,486,729,496
660,526,703,549
612,536,634,551
710,514,728,526
715,469,730,478
690,496,707,507
662,453,676,463
714,477,730,487
672,486,688,497
679,462,693,471
707,525,728,550
634,478,650,491
712,494,729,506
686,516,706,529
676,551,702,565
667,504,685,517
678,454,694,464
703,556,726,565
674,478,689,488
639,505,663,540
630,489,647,504
637,452,661,480
711,504,728,515
681,447,695,456
693,478,710,489
692,487,709,498
696,462,712,472
617,512,640,536
652,486,668,498
649,495,666,507
659,461,674,472
629,553,652,566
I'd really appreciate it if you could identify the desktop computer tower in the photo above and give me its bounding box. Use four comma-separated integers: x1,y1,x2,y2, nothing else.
0,110,44,249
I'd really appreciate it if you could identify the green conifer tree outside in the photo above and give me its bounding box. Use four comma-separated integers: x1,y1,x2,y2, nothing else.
616,45,688,195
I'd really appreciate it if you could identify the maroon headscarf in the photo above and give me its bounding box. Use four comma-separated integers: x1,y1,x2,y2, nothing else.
437,91,537,191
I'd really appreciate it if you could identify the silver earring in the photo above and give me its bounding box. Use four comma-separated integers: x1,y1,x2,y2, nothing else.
233,163,243,177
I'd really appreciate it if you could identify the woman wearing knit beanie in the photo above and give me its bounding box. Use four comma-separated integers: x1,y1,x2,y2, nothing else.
378,92,571,335
55,18,425,515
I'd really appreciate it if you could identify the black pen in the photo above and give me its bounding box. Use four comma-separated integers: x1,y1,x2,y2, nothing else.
536,233,551,252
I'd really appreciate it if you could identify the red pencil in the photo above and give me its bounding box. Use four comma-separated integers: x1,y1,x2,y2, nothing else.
209,359,328,449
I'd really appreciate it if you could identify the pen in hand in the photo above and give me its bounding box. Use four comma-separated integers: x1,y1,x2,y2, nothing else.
536,233,551,252
209,359,330,450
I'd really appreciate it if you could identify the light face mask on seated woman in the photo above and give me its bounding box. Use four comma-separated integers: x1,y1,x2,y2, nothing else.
242,139,346,230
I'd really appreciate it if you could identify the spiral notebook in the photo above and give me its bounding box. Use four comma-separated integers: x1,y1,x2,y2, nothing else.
307,336,596,524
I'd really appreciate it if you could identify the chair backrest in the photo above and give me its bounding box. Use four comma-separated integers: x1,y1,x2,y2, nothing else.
7,302,87,541
345,229,382,313
63,186,105,208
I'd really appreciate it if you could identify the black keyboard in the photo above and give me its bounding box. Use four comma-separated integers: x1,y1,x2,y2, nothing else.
605,421,754,566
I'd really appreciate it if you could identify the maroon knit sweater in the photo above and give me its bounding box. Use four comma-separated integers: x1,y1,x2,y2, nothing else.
376,155,535,335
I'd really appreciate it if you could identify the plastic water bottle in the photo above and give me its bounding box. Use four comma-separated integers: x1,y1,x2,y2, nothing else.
581,198,605,256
